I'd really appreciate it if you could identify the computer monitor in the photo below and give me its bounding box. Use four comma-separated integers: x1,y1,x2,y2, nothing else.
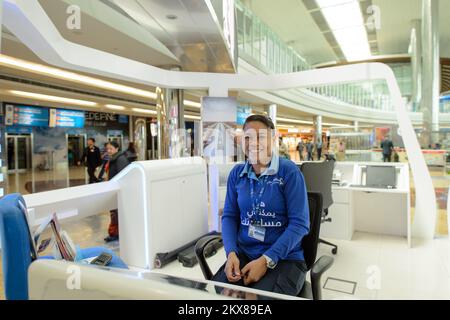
366,166,397,188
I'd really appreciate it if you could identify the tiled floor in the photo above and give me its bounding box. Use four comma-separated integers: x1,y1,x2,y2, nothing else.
1,211,449,300
318,233,450,300
0,163,448,299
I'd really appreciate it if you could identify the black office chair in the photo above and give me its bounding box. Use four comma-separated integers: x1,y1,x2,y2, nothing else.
195,192,334,300
299,159,338,255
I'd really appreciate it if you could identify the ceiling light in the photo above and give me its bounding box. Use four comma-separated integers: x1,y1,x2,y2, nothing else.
323,122,353,127
185,115,201,120
0,54,156,99
9,90,97,107
0,54,207,111
277,117,313,125
184,100,201,108
316,0,371,62
105,104,126,110
132,108,157,114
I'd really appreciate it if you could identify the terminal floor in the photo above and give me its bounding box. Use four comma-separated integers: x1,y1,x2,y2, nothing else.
0,163,449,300
1,211,449,300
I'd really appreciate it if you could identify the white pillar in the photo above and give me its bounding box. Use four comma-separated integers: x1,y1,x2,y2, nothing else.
314,115,323,143
410,19,422,111
421,0,440,147
268,104,277,127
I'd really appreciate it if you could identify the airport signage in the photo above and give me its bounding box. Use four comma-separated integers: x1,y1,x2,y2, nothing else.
4,104,49,127
50,108,85,128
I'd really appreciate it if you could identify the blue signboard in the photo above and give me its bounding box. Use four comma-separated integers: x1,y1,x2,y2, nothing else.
118,115,129,124
9,105,49,127
54,109,85,128
6,125,33,134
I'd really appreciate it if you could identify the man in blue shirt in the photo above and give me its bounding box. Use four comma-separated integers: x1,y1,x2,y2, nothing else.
213,115,310,296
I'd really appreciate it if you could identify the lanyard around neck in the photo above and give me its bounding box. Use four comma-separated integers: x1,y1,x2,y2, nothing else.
249,175,269,223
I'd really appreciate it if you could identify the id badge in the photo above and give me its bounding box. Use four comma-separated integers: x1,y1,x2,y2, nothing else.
248,224,266,242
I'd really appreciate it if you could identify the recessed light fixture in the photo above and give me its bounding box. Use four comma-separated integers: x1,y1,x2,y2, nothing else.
184,100,201,108
132,108,157,114
185,115,201,120
166,14,178,20
9,90,97,107
277,117,313,125
0,54,203,110
105,104,126,110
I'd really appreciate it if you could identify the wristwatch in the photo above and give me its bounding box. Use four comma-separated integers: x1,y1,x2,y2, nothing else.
263,255,277,269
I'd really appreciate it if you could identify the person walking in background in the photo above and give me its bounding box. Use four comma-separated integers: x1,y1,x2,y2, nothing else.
125,141,138,163
381,136,394,162
297,139,304,161
316,139,323,160
97,143,110,182
104,141,130,242
78,138,102,184
306,140,314,161
278,137,290,160
336,141,346,161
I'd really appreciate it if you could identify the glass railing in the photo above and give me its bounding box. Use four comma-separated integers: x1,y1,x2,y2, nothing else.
235,0,418,113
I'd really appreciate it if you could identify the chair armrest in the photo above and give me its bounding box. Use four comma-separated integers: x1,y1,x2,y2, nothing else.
311,255,334,300
195,235,223,280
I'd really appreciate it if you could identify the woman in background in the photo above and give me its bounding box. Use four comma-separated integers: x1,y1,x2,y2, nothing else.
104,141,130,242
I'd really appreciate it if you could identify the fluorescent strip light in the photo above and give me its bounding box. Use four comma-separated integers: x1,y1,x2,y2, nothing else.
132,108,156,114
0,55,157,99
277,117,313,125
323,122,353,127
105,104,126,110
316,0,354,8
184,100,201,108
0,54,205,110
277,124,295,129
9,90,97,107
185,115,201,120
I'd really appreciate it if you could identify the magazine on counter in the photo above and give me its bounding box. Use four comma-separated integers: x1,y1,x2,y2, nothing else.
33,212,77,261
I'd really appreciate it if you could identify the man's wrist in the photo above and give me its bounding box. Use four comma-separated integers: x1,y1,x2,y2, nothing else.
262,254,277,269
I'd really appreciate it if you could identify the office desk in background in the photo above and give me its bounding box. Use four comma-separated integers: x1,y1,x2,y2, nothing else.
320,162,411,247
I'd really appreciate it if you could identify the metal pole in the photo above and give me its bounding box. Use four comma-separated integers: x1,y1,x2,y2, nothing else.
156,86,186,159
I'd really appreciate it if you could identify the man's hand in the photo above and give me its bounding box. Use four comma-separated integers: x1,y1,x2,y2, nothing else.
225,252,241,283
241,256,268,286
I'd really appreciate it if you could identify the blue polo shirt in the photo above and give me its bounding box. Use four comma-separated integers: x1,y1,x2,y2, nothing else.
222,154,310,263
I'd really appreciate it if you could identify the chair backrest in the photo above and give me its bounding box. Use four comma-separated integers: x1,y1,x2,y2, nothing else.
301,192,323,270
299,160,335,210
0,193,33,300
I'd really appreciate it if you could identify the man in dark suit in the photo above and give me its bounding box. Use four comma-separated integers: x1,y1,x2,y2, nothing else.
79,138,102,183
381,136,394,162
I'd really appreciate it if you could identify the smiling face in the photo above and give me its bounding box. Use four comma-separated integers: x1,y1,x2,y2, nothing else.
243,121,274,166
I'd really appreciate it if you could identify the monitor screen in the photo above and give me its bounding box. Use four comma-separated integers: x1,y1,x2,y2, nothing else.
366,166,396,188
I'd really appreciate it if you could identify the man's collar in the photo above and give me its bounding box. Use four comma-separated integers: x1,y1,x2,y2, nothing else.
240,153,279,179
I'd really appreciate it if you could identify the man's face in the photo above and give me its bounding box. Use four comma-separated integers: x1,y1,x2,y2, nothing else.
242,121,274,165
87,139,94,147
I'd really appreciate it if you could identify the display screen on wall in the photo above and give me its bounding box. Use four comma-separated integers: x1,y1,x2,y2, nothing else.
4,104,49,127
49,108,85,128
